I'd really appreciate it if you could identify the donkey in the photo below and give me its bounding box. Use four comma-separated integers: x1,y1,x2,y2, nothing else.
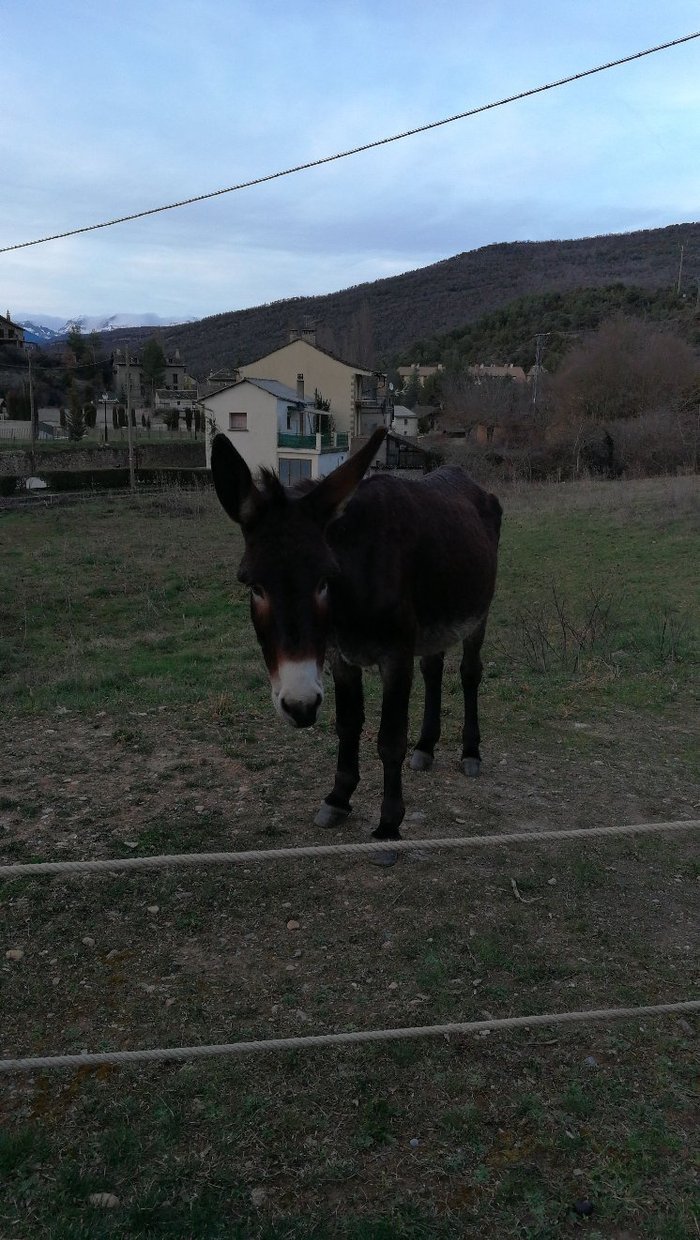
211,427,501,858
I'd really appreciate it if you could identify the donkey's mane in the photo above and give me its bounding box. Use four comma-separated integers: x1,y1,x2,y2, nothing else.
258,467,319,507
258,468,290,508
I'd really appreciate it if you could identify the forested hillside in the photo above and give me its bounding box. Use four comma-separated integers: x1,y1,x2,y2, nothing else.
99,221,699,377
397,284,700,375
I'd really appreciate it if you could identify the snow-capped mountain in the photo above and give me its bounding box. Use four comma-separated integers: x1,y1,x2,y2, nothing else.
18,320,65,345
17,312,187,345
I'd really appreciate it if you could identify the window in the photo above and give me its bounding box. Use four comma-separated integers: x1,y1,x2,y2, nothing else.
228,412,247,431
278,458,312,486
172,373,179,388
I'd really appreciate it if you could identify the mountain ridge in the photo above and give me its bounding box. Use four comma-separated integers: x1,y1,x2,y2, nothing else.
88,221,700,376
18,312,186,345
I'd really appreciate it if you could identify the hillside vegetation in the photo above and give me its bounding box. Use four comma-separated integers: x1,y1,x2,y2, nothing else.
397,284,700,375
97,221,700,377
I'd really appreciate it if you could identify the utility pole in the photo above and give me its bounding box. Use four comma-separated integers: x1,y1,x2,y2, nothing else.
676,245,684,295
124,346,136,493
28,345,38,450
531,333,546,411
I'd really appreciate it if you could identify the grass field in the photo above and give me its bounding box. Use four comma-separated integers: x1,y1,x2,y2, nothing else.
0,475,698,1239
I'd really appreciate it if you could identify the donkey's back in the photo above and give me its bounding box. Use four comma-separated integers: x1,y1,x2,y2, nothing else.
326,465,502,661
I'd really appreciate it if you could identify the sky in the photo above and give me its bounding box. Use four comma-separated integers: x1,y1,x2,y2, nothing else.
2,0,699,323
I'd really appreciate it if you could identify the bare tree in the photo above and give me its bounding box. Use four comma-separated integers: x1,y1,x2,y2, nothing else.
440,367,529,439
551,316,698,423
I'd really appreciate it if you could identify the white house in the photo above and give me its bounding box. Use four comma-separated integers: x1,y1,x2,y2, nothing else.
391,405,421,438
200,377,349,485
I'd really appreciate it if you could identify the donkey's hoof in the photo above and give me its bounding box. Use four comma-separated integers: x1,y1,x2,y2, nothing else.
461,757,482,778
410,749,434,772
369,848,399,867
314,802,351,829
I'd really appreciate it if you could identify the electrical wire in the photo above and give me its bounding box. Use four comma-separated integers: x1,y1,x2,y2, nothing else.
1,31,698,256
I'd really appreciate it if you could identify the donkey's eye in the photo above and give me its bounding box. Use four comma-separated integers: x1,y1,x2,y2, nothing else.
251,584,266,601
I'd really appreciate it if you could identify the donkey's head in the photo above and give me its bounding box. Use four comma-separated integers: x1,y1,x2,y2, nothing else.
211,428,385,728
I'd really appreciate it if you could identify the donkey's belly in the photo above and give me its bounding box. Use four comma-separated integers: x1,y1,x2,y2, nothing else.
332,613,486,667
416,614,486,656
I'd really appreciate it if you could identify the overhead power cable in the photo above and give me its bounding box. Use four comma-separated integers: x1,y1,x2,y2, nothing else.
1,31,698,256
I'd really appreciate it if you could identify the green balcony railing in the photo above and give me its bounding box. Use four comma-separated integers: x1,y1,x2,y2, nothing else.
278,433,316,449
277,432,349,451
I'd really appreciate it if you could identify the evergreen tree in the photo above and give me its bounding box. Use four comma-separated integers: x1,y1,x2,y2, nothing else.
141,337,167,403
66,384,86,440
66,323,87,363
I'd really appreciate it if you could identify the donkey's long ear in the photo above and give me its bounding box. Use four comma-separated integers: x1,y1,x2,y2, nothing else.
210,433,262,527
300,427,386,527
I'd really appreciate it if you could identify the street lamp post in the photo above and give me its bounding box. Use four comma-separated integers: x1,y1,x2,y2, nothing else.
101,392,109,444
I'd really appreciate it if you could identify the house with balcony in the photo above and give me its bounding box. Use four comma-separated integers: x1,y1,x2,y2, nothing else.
200,376,349,485
0,311,26,349
238,327,386,439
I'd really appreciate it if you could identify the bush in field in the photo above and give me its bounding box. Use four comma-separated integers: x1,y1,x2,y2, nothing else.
4,387,31,420
610,409,700,477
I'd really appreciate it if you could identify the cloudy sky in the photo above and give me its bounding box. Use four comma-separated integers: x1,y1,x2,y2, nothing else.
3,0,699,323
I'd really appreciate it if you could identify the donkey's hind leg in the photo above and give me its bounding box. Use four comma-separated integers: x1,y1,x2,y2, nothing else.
410,652,445,771
460,624,486,778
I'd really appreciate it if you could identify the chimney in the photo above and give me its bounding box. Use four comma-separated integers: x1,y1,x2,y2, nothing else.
296,373,304,400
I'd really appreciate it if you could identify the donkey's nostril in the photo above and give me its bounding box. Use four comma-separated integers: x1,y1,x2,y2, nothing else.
281,697,319,728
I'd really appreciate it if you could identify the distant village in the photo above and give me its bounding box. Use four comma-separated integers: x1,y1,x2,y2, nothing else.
0,311,544,481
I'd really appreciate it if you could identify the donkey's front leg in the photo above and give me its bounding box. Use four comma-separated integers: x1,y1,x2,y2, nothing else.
314,657,364,829
373,654,414,842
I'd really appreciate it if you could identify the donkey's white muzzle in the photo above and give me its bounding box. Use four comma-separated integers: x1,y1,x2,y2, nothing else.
271,660,324,728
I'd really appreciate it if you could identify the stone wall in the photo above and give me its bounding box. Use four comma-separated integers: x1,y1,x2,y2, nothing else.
0,441,205,478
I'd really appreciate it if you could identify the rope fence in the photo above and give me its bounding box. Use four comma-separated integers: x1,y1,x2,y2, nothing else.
1,818,697,880
1,1001,697,1074
3,819,696,1076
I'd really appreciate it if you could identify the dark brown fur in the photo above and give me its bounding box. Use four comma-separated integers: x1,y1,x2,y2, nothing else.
211,429,501,842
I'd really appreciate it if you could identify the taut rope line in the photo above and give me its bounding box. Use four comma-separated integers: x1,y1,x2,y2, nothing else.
1,1001,697,1074
0,819,697,880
